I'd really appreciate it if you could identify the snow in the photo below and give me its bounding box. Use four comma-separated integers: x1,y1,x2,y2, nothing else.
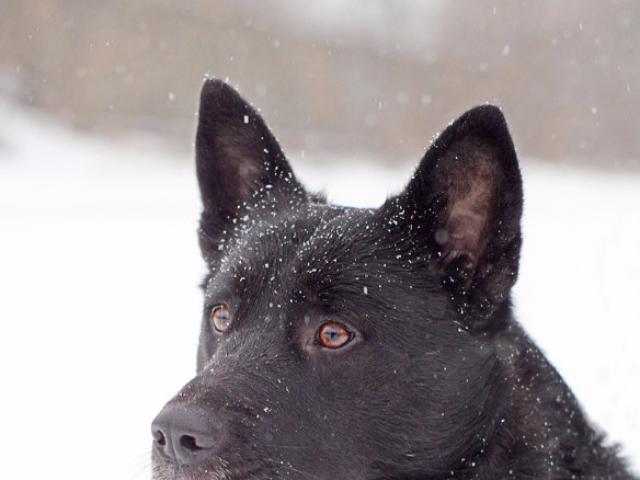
0,100,638,479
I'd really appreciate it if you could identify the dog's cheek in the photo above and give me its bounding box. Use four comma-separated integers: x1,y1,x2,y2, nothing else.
257,357,376,472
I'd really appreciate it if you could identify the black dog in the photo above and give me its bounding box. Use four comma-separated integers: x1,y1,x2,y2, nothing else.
151,80,636,480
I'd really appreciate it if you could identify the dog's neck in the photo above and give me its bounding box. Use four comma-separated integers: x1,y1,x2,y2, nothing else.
449,322,632,480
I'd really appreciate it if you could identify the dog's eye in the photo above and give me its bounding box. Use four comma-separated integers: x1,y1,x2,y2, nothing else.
210,304,232,333
317,322,353,349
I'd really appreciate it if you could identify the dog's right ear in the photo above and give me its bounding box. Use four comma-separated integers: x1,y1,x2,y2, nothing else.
195,79,308,262
379,105,523,324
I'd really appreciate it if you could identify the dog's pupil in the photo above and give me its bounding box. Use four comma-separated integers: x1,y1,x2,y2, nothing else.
211,305,232,332
322,324,347,346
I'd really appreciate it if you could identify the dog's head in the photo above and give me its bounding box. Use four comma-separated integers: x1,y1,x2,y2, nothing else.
151,80,523,480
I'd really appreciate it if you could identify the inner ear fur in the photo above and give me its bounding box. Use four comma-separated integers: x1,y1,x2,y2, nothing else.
381,105,523,322
195,79,309,262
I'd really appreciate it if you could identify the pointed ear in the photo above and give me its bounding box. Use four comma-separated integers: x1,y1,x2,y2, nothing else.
383,105,523,322
195,79,309,262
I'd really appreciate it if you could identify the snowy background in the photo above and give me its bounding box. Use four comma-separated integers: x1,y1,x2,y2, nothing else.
1,1,639,479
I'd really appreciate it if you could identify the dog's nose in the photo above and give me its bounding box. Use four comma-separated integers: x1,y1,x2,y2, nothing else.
151,405,219,465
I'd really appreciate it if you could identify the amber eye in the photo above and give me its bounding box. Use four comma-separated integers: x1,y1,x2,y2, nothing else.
210,304,232,333
317,322,353,349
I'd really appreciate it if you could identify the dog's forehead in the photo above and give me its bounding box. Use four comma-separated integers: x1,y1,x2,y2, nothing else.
205,204,380,297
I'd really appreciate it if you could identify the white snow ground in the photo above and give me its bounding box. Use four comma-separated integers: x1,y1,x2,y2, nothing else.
0,100,638,479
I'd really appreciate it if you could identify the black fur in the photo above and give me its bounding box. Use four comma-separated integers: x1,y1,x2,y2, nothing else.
151,79,636,480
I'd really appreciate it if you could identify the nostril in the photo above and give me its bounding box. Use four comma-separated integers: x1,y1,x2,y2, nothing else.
179,434,202,452
153,430,166,447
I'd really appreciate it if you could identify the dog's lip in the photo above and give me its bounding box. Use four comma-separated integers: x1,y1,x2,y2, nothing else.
152,450,270,480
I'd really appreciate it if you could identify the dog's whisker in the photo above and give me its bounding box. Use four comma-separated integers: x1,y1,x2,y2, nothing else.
264,443,314,450
129,462,152,480
127,449,154,480
279,463,323,480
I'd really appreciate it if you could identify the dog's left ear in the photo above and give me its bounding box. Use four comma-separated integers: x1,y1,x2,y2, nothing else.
195,79,308,262
382,105,523,322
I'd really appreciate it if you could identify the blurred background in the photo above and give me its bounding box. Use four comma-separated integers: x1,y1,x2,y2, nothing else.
2,0,640,167
0,1,638,480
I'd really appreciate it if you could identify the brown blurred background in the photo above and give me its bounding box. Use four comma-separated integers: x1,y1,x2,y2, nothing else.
1,0,638,168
